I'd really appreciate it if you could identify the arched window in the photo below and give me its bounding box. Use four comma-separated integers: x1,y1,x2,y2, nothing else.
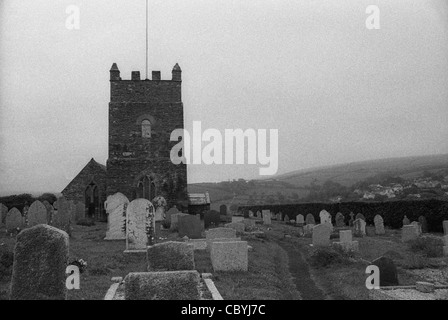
150,181,156,200
141,119,151,138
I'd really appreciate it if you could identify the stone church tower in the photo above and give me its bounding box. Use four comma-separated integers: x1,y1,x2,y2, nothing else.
61,63,188,219
107,63,188,207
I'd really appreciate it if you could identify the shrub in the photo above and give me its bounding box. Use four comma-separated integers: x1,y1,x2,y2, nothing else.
308,247,351,268
407,237,443,258
77,218,95,226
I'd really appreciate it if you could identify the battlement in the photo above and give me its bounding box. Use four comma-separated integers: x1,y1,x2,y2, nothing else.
109,63,182,82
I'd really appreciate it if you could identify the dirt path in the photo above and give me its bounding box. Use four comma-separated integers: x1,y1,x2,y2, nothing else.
276,239,327,300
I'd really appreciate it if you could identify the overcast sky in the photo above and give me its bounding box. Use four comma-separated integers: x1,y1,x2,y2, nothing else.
0,0,447,195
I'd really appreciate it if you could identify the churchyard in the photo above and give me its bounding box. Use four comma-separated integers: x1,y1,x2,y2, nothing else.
0,196,448,300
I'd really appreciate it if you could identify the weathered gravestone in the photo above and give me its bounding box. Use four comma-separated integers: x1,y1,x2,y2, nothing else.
170,213,189,231
52,197,70,234
42,200,54,224
166,206,179,224
125,199,155,252
262,210,271,225
305,213,315,225
402,215,410,226
418,216,428,233
296,214,305,226
220,204,228,216
402,224,419,242
334,230,359,253
0,203,8,225
10,224,69,300
410,221,422,235
319,210,332,225
312,224,331,247
335,212,345,228
225,222,245,233
374,214,385,235
204,210,221,229
104,193,129,240
27,200,47,227
147,241,195,271
205,227,237,240
6,208,24,233
371,256,399,286
152,196,167,222
211,241,248,271
355,213,365,221
443,220,448,235
232,216,244,223
353,218,366,237
276,213,282,221
178,214,202,239
248,210,254,218
256,211,262,219
124,271,201,300
284,214,290,222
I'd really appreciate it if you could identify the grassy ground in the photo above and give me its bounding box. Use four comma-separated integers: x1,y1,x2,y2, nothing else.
1,220,447,300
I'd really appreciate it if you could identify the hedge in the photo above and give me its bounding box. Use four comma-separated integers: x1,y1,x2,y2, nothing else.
239,199,448,232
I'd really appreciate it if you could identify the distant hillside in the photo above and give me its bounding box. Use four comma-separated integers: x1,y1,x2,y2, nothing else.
189,154,448,210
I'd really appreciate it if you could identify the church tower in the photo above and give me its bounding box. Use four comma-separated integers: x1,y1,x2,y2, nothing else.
106,63,188,208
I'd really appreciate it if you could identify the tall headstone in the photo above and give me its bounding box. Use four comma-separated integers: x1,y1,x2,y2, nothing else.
418,216,428,233
312,224,331,247
262,210,271,225
371,256,399,286
204,210,221,229
374,214,385,235
256,211,262,219
402,215,410,226
104,193,129,240
10,225,69,300
178,214,202,239
335,212,345,228
42,200,54,224
348,212,355,227
27,200,48,227
296,214,305,225
152,196,167,222
284,214,290,222
125,198,155,252
6,208,24,233
355,213,365,221
305,213,315,225
353,218,366,237
319,210,332,224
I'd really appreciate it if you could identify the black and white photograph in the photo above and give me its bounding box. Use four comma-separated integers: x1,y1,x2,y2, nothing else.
1,0,448,305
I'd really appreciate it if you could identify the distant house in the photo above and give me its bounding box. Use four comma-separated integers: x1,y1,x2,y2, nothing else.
188,192,211,218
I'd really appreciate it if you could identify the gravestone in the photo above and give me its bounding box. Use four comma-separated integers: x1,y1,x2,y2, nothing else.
105,193,129,240
374,214,385,235
219,204,227,216
410,221,422,235
232,216,244,223
296,214,304,225
75,202,85,222
371,256,399,286
147,241,195,271
178,214,202,239
340,230,352,243
0,203,8,225
402,216,410,226
256,211,262,219
52,197,70,234
125,199,155,252
319,210,332,225
248,210,254,218
355,213,365,221
348,212,355,227
224,222,245,233
284,214,290,222
170,213,189,231
152,196,167,222
305,213,315,225
22,205,29,225
353,218,366,237
402,225,419,242
27,200,47,227
124,271,201,300
418,216,428,233
210,241,248,271
205,227,237,240
6,208,24,233
166,206,179,223
10,224,69,300
42,200,54,224
276,213,282,221
443,220,448,235
334,230,359,253
262,210,271,225
312,224,331,247
335,212,345,228
204,210,221,229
